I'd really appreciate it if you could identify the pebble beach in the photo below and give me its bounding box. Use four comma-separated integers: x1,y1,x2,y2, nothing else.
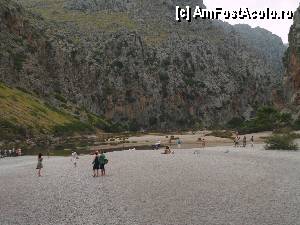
1,145,300,225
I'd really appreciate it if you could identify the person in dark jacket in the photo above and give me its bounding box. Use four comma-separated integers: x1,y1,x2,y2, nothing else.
243,136,247,147
92,151,100,177
36,153,43,177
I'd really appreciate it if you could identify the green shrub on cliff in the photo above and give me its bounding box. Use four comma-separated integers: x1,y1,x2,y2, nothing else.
0,83,107,139
292,118,300,130
226,117,245,129
227,107,293,134
13,52,26,72
53,121,94,136
0,119,27,141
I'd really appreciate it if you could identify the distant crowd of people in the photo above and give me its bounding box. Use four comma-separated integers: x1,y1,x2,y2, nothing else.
14,133,255,177
0,148,22,158
234,135,254,148
153,137,206,150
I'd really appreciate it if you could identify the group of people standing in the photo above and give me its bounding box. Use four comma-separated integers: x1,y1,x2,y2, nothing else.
92,150,108,177
34,133,254,177
0,148,22,158
35,150,108,177
234,135,254,148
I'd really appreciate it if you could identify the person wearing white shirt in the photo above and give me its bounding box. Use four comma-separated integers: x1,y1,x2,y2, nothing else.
71,151,78,167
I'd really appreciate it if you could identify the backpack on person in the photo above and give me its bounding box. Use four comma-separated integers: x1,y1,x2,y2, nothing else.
104,158,108,165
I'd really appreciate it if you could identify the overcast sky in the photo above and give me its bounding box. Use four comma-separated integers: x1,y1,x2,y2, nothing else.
204,0,299,43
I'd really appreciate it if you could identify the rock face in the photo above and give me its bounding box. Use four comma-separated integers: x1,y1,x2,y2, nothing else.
213,21,286,85
233,24,286,77
284,5,300,107
0,0,286,130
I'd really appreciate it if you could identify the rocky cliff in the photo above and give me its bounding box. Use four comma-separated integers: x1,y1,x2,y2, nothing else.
233,24,286,77
284,5,300,110
0,0,286,131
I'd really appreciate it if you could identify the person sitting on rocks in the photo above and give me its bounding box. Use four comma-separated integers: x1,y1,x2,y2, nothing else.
162,146,173,154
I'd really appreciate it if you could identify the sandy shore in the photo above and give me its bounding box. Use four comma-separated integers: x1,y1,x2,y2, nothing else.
1,145,300,225
96,131,272,151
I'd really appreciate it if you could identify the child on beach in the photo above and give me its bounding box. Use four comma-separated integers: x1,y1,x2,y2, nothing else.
99,151,108,176
36,153,43,177
92,151,100,177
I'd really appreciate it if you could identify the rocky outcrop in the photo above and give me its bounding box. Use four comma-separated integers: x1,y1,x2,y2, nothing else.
1,0,287,130
284,5,300,107
213,21,286,85
233,24,286,77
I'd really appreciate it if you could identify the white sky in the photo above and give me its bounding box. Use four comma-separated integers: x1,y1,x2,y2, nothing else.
204,0,299,43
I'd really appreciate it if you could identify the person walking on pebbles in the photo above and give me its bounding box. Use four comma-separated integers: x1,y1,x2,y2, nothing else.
92,151,100,177
234,134,240,147
243,136,247,147
99,150,108,176
176,138,182,149
71,151,78,167
36,153,43,177
202,138,206,148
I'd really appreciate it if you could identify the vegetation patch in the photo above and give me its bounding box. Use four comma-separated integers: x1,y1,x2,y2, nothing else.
205,130,233,139
54,93,67,103
0,83,87,139
52,121,94,136
227,107,294,134
265,133,298,151
18,0,136,32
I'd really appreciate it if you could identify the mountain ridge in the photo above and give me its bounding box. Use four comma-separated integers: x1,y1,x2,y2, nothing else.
0,0,287,132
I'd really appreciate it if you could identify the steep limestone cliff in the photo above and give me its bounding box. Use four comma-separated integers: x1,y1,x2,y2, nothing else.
284,5,300,108
233,24,286,77
0,0,286,130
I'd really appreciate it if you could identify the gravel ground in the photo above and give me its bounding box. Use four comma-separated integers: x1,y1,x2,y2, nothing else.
1,145,300,225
